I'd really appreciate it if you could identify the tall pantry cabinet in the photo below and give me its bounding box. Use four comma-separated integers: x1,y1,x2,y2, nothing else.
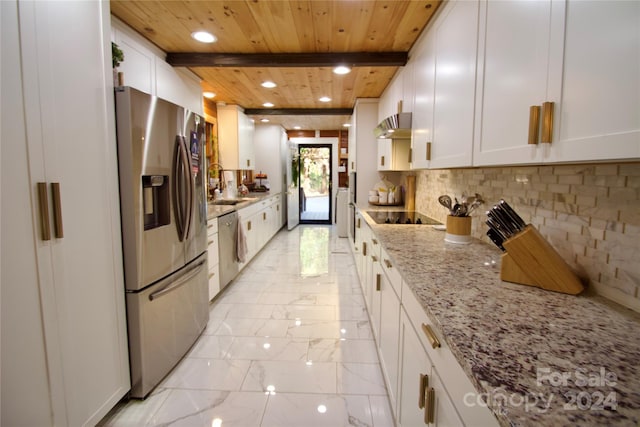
1,1,130,426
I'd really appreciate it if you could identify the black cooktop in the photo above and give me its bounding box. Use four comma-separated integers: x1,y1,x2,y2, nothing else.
366,211,442,225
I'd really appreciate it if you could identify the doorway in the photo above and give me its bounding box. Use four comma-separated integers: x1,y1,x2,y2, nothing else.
298,144,332,224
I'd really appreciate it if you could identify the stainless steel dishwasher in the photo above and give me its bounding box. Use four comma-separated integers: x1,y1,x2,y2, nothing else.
217,211,239,289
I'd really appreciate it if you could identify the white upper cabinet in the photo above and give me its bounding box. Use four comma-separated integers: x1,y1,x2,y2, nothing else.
217,104,255,170
111,16,203,115
473,0,550,165
545,0,640,162
407,0,478,170
474,0,639,165
429,0,478,168
410,31,436,170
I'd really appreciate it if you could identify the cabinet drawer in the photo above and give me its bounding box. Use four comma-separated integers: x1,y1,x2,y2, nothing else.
207,220,218,235
401,282,499,426
380,247,402,297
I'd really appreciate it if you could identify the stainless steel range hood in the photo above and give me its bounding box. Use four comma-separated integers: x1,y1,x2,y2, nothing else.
373,112,412,139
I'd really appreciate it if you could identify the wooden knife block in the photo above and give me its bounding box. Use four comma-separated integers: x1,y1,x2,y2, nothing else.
500,225,584,295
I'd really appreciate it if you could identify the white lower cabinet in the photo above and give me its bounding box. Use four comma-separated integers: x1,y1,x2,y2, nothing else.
369,246,401,414
237,194,283,270
207,221,220,301
398,309,462,426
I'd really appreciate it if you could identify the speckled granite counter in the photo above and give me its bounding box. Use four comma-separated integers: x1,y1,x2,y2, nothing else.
358,206,640,427
207,192,275,221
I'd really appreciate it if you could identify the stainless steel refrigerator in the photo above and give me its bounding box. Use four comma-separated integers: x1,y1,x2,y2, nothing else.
115,87,209,398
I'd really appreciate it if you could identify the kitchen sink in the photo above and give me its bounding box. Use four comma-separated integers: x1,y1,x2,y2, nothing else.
210,197,258,206
211,199,239,205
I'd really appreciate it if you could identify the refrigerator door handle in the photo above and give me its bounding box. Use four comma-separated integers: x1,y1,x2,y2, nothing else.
149,258,206,301
179,136,193,240
173,136,192,242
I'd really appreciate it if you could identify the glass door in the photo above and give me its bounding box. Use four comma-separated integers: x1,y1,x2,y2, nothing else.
298,144,332,224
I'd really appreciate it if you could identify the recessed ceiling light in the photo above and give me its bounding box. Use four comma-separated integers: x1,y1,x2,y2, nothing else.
260,118,270,123
343,123,351,127
263,102,274,107
261,81,277,88
293,126,301,130
333,65,351,75
191,31,216,43
319,96,331,103
203,91,216,99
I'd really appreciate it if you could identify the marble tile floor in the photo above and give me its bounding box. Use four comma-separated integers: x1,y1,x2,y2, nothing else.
100,225,395,427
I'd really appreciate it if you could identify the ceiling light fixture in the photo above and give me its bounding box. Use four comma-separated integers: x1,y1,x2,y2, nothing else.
262,102,274,107
261,81,277,88
343,123,351,127
260,118,270,123
191,31,217,43
319,96,331,103
333,65,351,75
203,91,216,99
293,126,301,130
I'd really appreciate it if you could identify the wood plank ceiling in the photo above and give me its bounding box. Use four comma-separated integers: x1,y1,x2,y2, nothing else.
110,0,441,130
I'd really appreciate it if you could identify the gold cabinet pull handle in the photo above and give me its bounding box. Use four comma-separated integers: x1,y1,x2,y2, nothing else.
408,147,413,164
424,387,435,424
37,182,51,241
380,155,385,167
371,255,378,262
528,105,541,145
372,238,378,245
384,259,392,269
418,373,429,409
541,101,555,143
376,274,381,291
362,241,367,257
51,182,64,238
357,218,361,228
421,323,441,349
426,142,432,161
247,220,252,231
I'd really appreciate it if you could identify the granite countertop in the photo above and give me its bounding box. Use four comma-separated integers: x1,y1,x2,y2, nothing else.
207,192,276,220
358,206,640,426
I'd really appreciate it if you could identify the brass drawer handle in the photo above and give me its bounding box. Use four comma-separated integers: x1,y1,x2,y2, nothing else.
421,323,441,349
357,218,361,228
372,238,378,245
418,373,429,409
380,155,385,167
541,101,555,143
424,387,435,424
37,182,51,241
426,141,432,161
528,105,540,145
371,255,378,262
362,241,367,257
376,274,381,291
384,259,392,269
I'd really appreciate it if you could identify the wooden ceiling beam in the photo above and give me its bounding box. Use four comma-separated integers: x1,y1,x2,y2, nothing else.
244,108,353,116
166,52,408,68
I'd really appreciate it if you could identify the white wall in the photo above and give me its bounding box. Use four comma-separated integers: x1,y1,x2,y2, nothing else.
253,124,287,194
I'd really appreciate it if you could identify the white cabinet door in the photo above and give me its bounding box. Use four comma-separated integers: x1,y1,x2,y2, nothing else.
430,0,478,168
207,222,220,301
378,140,393,171
2,1,130,425
411,31,436,170
473,0,551,166
398,309,432,427
398,310,463,427
218,104,255,170
378,268,401,414
545,0,640,162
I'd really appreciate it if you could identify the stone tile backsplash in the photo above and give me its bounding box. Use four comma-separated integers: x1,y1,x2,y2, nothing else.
406,162,640,312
